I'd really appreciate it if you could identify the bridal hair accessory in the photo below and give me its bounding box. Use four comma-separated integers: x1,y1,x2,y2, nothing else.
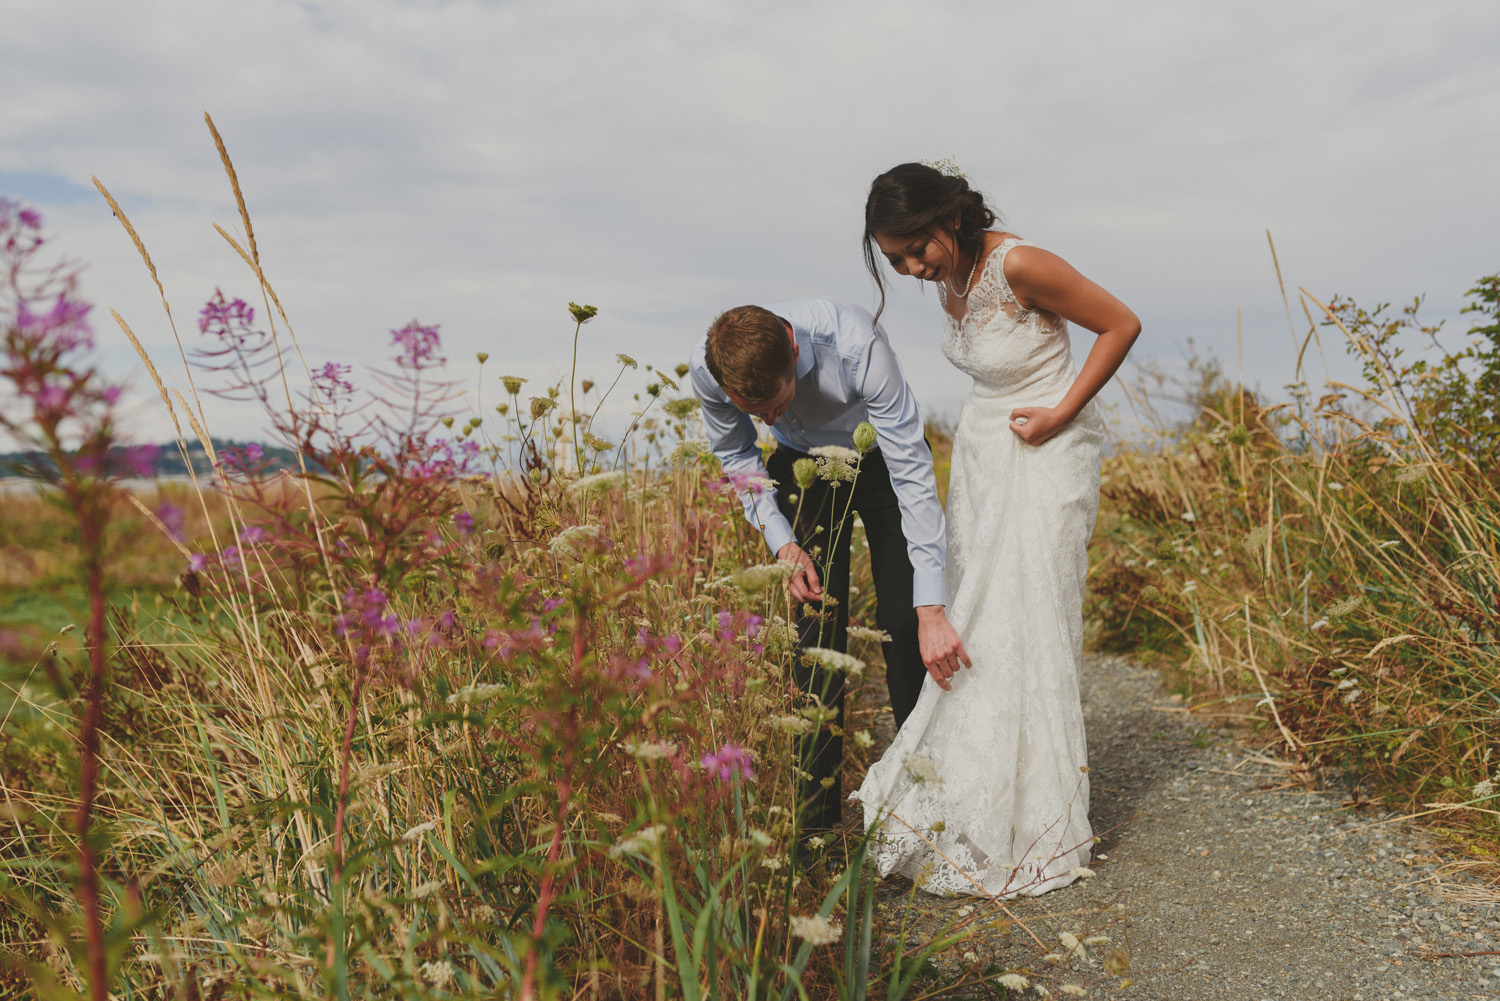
921,156,966,179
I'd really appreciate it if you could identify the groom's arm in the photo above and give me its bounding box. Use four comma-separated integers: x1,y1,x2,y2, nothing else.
855,333,947,608
689,357,796,557
857,328,972,685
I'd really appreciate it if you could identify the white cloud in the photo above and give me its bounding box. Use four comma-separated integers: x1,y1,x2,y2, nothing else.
2,0,1497,442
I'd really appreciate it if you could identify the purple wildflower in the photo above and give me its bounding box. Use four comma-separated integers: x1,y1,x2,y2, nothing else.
199,291,256,342
313,361,355,401
35,382,69,411
726,470,774,496
241,525,268,544
124,443,159,478
17,294,94,352
222,546,241,566
391,320,445,370
188,553,209,572
701,743,755,783
246,443,264,464
156,502,185,540
453,510,476,535
17,208,41,230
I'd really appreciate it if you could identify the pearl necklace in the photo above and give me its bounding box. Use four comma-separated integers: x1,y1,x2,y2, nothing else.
947,250,981,299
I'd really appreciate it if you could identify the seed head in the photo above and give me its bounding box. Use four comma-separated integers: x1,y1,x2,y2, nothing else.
789,914,842,945
568,302,598,324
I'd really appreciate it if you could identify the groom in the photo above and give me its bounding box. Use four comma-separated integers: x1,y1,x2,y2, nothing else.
690,299,970,833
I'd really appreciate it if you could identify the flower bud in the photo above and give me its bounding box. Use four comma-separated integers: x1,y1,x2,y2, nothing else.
476,352,489,364
853,421,877,453
793,458,817,489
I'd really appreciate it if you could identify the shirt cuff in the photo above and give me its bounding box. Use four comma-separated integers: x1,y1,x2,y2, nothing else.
762,517,795,558
912,571,947,608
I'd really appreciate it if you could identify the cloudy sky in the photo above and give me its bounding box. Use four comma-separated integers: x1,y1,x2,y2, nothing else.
3,0,1497,443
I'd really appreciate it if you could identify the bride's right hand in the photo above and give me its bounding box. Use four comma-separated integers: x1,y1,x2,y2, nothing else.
917,605,972,691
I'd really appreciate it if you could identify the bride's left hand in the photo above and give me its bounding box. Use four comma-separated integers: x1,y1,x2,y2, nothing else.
1008,406,1070,446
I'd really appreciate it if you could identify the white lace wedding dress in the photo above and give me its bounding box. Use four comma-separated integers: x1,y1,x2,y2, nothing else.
853,237,1102,898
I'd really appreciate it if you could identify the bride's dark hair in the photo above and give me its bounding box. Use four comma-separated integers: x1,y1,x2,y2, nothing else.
863,162,998,322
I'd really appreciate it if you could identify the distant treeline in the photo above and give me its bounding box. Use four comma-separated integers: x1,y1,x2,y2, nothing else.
0,438,302,480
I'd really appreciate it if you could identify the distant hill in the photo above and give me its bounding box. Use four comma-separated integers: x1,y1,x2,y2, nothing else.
0,438,303,480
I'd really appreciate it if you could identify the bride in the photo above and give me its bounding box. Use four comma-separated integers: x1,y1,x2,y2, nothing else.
851,161,1140,898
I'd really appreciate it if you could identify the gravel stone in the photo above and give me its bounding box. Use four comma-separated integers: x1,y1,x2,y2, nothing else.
854,653,1500,1000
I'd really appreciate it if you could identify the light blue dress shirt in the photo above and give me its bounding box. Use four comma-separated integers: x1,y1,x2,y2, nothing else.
689,298,948,608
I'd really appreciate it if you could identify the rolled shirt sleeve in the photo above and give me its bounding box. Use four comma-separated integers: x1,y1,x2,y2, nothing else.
854,328,948,607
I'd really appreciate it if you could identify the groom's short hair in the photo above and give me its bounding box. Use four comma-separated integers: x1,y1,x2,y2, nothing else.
704,305,795,404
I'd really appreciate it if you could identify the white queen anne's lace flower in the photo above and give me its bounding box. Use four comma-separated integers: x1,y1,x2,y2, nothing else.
808,444,861,462
790,913,842,945
903,753,942,785
847,625,894,643
732,561,796,594
667,438,709,468
801,647,866,676
609,824,666,858
569,470,627,493
549,523,605,556
447,682,506,705
622,740,677,760
419,959,455,986
770,715,815,734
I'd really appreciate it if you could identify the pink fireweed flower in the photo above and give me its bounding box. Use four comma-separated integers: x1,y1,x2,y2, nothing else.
156,502,185,540
701,743,755,783
35,382,69,411
313,361,355,401
199,292,256,342
240,525,268,545
187,553,209,573
453,510,476,535
17,294,94,352
124,443,159,478
391,320,445,370
725,470,775,495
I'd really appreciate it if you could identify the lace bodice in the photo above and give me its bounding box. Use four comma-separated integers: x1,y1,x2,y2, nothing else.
938,237,1080,407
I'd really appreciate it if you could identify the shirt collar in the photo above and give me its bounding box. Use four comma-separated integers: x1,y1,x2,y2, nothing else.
791,322,815,381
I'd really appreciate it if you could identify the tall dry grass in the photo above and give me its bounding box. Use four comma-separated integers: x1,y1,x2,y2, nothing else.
1089,278,1500,854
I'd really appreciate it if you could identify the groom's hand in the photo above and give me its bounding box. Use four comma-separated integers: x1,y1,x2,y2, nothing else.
917,605,971,691
777,542,823,603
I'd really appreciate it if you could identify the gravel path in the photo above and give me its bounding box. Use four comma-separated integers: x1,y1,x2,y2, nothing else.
850,653,1500,1000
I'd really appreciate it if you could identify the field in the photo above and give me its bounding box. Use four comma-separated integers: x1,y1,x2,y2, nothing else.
2,141,1498,998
